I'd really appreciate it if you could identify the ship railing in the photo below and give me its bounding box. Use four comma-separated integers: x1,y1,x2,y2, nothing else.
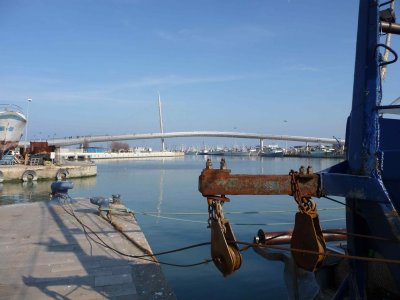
0,104,25,114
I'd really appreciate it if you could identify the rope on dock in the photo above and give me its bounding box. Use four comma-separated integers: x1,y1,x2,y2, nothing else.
58,197,213,267
99,208,157,262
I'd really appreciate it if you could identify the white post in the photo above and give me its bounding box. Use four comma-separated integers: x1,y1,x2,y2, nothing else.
25,98,32,149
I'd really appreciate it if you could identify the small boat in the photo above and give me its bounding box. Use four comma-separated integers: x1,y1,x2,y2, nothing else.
259,145,284,157
185,149,198,155
288,145,344,158
197,149,209,155
224,147,251,156
248,147,260,156
305,145,334,157
0,104,27,157
207,147,225,155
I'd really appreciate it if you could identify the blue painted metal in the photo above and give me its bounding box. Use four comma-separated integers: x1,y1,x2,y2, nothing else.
347,0,380,176
319,0,400,297
51,181,74,195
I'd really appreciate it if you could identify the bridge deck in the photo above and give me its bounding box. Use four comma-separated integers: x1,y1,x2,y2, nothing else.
18,131,344,148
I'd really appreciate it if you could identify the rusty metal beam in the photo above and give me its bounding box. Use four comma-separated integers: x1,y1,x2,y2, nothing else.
199,168,320,197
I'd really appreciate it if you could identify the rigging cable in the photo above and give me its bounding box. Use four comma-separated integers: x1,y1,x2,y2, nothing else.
322,196,349,207
140,211,345,226
234,241,400,266
56,197,400,269
140,206,344,215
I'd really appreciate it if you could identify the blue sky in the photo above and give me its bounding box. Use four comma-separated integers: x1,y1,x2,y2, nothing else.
1,1,399,149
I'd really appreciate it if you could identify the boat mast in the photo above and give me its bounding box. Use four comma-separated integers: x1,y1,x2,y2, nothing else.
158,92,165,152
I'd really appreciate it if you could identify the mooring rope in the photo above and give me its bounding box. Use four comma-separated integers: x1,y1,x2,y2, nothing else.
235,241,400,266
57,198,400,269
58,198,213,267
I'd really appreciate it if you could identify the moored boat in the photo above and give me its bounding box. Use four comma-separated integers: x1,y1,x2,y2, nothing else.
259,145,284,157
207,147,225,155
0,104,27,157
197,149,209,155
286,145,344,158
224,147,251,156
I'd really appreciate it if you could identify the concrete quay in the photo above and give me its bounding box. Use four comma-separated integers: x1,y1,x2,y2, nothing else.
0,198,175,299
0,162,97,182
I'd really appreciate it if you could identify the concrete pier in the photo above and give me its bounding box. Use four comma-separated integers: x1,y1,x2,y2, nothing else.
0,162,97,182
0,199,175,299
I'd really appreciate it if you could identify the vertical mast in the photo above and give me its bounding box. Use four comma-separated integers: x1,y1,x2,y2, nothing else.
158,92,165,152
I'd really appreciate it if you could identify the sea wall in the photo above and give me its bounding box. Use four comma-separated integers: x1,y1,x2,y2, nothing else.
0,163,97,182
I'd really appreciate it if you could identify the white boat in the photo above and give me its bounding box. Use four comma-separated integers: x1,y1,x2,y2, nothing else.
224,147,251,156
197,149,209,155
0,104,27,156
259,145,284,157
248,147,260,156
184,147,199,155
294,145,342,158
208,147,225,155
306,145,337,158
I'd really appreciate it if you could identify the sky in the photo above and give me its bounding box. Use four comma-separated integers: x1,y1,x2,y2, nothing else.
1,0,400,149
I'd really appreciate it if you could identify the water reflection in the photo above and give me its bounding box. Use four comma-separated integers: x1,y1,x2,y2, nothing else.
0,176,97,205
69,175,97,189
156,169,165,222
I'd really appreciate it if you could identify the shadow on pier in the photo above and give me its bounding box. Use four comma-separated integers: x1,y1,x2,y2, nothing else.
0,197,175,299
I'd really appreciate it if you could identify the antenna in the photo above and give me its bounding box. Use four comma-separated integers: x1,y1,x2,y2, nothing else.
158,92,165,151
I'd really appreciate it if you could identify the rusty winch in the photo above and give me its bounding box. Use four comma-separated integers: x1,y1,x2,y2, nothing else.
199,158,326,275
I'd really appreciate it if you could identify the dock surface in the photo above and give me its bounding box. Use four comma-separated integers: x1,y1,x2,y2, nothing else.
0,199,175,299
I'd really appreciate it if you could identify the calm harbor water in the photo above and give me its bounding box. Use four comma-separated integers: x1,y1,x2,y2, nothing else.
0,155,345,299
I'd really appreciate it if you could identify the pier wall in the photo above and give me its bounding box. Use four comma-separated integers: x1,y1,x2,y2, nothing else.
0,163,97,182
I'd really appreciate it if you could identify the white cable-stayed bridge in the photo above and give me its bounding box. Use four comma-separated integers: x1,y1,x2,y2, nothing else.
18,131,345,148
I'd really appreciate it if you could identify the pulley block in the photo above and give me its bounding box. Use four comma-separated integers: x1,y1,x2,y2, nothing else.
210,218,242,276
290,212,326,272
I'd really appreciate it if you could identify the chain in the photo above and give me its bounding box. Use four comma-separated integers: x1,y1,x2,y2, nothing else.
289,170,301,204
207,198,226,228
289,170,316,216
